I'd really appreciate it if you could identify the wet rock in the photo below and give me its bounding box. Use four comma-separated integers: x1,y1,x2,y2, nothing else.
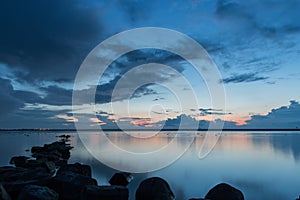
189,198,206,200
205,183,244,200
57,134,71,139
47,171,97,200
54,159,67,167
17,185,58,200
0,185,11,200
135,177,175,200
32,150,62,161
31,141,73,160
80,185,128,200
57,162,91,177
0,167,51,199
9,156,29,168
44,141,72,159
109,172,133,186
0,166,50,183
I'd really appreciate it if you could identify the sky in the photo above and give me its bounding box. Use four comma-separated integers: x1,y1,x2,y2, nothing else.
0,0,300,129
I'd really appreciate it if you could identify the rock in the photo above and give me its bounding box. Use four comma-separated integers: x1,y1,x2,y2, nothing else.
189,199,206,200
47,171,97,200
109,172,133,186
54,159,67,167
0,185,11,200
0,166,51,199
32,141,73,160
17,185,58,200
43,141,72,159
9,156,29,167
0,166,51,183
296,196,300,200
31,146,45,154
57,162,92,177
57,134,71,139
135,177,175,200
205,183,244,200
80,185,128,200
33,152,60,162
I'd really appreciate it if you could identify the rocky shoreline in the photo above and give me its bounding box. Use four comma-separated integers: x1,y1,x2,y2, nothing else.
0,135,297,200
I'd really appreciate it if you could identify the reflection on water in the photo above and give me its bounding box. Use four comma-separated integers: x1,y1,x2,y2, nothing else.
0,131,300,200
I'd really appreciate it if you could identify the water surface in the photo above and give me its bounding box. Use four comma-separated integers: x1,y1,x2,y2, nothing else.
0,131,299,199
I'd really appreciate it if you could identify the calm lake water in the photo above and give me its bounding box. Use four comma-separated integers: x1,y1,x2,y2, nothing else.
0,131,300,199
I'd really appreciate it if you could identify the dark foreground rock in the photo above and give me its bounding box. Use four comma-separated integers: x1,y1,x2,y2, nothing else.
47,171,97,200
109,172,133,186
57,162,92,177
205,183,244,200
81,185,128,200
17,185,58,200
135,177,175,200
0,184,11,200
0,166,52,199
9,156,29,168
31,141,73,163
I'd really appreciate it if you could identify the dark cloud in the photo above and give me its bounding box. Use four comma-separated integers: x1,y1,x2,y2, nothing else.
0,0,105,82
199,108,232,116
0,107,74,129
244,100,300,128
157,114,237,129
221,73,268,84
0,78,23,116
39,86,72,106
215,0,300,36
152,111,165,115
130,84,158,99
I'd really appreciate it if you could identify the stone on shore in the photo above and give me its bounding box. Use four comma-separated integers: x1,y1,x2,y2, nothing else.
31,141,73,167
9,156,29,168
135,177,175,200
0,185,11,200
0,166,52,199
80,185,128,200
205,183,244,200
189,199,206,200
47,171,97,200
57,162,92,177
109,172,133,186
17,185,58,200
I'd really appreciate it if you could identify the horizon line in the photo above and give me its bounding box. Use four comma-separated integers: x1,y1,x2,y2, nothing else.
1,128,300,132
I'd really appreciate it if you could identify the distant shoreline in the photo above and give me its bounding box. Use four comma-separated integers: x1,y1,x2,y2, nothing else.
1,128,300,132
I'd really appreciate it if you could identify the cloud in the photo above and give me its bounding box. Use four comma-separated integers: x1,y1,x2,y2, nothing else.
199,108,232,116
157,114,237,129
244,100,300,128
0,78,23,116
0,108,74,129
0,0,106,82
54,114,78,123
221,73,268,84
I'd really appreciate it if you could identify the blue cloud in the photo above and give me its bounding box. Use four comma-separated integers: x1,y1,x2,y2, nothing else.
221,73,268,84
244,100,300,128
